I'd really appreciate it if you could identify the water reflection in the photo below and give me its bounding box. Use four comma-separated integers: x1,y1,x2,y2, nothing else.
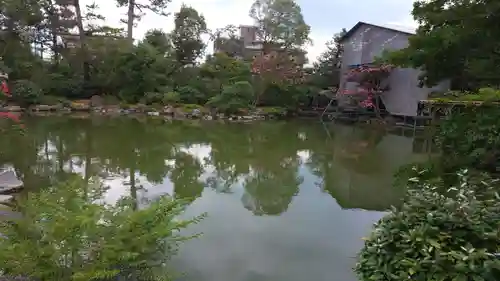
0,117,430,281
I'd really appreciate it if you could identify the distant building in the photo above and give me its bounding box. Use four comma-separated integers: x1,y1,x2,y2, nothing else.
339,21,449,117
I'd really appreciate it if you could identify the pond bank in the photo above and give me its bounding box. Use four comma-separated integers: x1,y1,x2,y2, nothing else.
0,104,293,121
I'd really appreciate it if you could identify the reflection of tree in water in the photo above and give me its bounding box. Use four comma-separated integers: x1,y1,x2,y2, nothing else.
337,127,386,175
204,122,309,215
242,168,303,216
242,145,303,216
3,117,358,214
307,125,406,211
170,151,204,203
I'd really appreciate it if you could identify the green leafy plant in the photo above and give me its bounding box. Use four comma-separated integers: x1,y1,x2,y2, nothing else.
162,92,181,105
356,169,500,281
206,81,254,114
0,178,204,281
10,79,42,107
436,105,500,173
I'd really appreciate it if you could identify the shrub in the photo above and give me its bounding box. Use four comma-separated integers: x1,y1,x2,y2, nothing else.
355,170,500,281
10,79,42,106
142,92,163,105
162,91,180,105
0,178,204,281
258,106,286,116
180,103,203,112
177,86,204,104
101,95,120,106
436,105,500,173
38,95,65,106
206,81,254,114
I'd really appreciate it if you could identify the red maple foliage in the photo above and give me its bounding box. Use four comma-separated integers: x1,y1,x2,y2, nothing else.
0,81,22,125
251,50,304,85
341,64,392,108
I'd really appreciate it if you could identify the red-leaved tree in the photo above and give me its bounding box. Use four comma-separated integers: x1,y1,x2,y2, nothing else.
251,49,305,105
341,64,392,118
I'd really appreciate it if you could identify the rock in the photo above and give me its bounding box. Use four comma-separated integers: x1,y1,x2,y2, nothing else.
3,105,22,112
0,170,22,193
190,108,202,119
204,115,213,120
163,106,174,115
90,95,103,107
70,102,90,111
33,105,51,111
0,194,13,203
0,209,20,219
132,104,147,113
147,111,159,116
173,108,186,118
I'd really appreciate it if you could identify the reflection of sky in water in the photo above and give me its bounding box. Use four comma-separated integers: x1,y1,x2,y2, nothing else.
174,154,385,281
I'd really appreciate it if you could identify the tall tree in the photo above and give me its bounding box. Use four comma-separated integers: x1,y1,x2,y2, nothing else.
383,0,500,90
171,5,207,66
115,0,172,42
311,29,347,90
248,0,311,104
249,0,311,49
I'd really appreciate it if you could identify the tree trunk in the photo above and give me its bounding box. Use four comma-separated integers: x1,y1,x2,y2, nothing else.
130,167,137,210
127,0,135,43
72,0,90,84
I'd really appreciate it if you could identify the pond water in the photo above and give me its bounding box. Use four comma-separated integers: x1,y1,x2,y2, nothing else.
0,117,433,281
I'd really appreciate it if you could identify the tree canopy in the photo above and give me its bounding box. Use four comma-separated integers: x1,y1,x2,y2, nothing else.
0,0,348,111
383,0,500,91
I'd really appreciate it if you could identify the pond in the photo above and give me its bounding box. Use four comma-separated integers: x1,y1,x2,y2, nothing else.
0,116,433,281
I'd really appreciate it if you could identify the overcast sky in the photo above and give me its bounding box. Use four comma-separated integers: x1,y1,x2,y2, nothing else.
80,0,417,63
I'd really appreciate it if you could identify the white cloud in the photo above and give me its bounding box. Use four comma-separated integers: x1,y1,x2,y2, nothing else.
80,0,325,63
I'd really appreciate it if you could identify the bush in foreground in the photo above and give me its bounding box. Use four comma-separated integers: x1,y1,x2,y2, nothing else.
356,170,500,281
0,178,204,281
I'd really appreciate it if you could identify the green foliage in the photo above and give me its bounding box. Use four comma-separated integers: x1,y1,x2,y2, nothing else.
356,170,500,281
177,85,204,104
382,0,500,90
207,81,254,114
429,88,500,102
436,105,500,174
163,91,180,105
11,79,42,106
172,5,207,66
142,92,164,105
38,95,67,106
310,29,346,90
249,0,311,48
0,0,324,111
0,177,204,281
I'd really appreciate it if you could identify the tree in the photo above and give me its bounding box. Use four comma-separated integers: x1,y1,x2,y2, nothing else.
0,0,314,110
383,0,500,90
115,0,172,43
171,5,207,66
199,52,252,97
143,29,173,55
248,0,310,105
0,178,204,280
249,0,310,49
311,29,346,90
206,81,255,114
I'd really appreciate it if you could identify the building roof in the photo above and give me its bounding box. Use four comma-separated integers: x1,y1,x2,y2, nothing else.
340,21,416,42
